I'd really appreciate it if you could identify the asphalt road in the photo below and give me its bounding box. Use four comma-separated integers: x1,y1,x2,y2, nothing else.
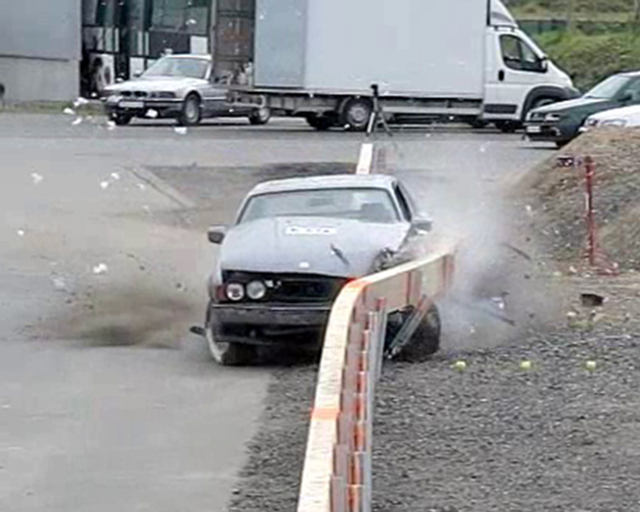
0,113,553,512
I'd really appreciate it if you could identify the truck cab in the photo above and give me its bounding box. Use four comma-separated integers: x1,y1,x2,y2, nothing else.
483,2,579,131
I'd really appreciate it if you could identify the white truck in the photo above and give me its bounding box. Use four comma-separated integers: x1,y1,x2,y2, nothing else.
214,0,578,132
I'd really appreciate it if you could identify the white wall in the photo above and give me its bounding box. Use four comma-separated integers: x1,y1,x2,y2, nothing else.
0,58,79,102
0,0,81,102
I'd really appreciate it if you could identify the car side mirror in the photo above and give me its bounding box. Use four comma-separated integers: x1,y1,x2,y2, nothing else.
619,93,633,104
133,71,142,78
207,226,227,245
412,219,433,233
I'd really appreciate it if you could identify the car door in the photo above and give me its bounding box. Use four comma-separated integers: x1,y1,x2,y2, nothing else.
199,61,229,116
618,77,640,106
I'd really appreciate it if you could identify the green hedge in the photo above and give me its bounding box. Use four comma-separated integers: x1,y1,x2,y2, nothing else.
537,30,640,91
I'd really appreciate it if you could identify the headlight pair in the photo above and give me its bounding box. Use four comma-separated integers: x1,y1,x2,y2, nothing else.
148,91,176,99
225,281,267,302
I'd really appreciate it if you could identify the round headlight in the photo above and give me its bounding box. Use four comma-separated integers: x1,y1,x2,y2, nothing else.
246,281,267,300
225,283,245,302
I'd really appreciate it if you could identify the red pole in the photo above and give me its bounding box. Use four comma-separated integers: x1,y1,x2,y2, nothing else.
584,156,597,267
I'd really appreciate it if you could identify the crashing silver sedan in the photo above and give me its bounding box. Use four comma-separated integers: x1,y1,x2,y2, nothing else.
101,54,270,127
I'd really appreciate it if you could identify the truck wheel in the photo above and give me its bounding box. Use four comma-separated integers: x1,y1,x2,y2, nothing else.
495,120,521,133
205,324,255,366
342,98,373,131
178,93,202,126
249,107,271,125
395,304,442,362
529,97,557,115
305,114,335,131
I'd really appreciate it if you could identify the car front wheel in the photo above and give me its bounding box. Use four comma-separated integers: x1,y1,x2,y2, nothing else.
205,323,255,366
387,304,441,362
110,113,132,126
179,94,202,126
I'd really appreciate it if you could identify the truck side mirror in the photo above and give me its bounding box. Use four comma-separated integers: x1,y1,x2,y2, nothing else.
208,226,227,244
539,57,549,73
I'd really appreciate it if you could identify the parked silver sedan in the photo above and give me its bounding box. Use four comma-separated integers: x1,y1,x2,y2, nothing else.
102,54,270,126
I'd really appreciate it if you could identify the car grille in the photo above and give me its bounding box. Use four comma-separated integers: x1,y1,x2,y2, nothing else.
223,272,348,304
120,91,148,98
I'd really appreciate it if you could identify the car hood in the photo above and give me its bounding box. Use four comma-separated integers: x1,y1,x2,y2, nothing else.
106,77,210,93
532,97,611,116
590,104,640,123
219,216,410,278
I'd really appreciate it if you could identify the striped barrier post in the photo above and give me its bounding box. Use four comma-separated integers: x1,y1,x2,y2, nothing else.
297,251,455,512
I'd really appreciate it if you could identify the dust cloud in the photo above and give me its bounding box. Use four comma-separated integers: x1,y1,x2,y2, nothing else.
386,141,561,351
47,280,203,349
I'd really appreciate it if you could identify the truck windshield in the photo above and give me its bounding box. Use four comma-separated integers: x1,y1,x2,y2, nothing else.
142,57,209,79
239,188,400,224
585,76,631,99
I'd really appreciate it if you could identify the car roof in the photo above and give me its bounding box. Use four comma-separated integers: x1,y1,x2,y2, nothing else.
248,174,399,196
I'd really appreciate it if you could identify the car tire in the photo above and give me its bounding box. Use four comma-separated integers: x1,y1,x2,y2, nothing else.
495,120,521,133
179,93,202,126
249,107,271,126
392,304,442,362
205,323,255,366
111,113,132,126
305,113,336,131
342,98,373,131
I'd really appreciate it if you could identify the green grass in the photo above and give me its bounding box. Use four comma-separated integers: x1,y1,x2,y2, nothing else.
536,30,640,90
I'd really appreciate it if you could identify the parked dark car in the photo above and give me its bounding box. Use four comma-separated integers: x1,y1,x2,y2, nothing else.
201,174,439,366
524,71,640,147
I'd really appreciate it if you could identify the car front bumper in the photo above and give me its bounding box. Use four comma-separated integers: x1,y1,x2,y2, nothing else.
104,96,184,117
524,121,576,143
209,302,333,346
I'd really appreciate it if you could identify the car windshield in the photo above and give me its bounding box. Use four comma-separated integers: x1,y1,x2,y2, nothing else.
585,75,631,99
142,57,209,79
239,188,400,224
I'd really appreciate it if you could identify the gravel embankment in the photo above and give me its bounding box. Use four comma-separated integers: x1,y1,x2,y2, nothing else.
228,276,640,512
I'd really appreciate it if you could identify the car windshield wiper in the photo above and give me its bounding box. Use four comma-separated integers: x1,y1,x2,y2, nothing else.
330,244,350,268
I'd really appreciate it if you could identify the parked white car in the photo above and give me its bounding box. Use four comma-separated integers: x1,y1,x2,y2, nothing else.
102,54,270,127
582,104,640,132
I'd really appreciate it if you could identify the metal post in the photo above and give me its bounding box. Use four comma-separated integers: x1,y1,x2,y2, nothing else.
584,156,597,267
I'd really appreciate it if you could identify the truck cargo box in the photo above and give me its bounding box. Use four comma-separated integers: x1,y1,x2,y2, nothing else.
254,0,486,98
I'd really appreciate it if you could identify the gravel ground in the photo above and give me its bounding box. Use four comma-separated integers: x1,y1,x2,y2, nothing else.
227,274,640,512
512,128,640,272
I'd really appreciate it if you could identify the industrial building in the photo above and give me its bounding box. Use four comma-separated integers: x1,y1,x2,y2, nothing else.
0,0,253,102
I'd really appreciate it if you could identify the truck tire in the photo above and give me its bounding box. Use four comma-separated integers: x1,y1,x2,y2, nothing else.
305,114,335,131
205,324,255,366
249,107,271,125
342,98,373,131
495,120,521,133
178,93,202,126
392,304,442,362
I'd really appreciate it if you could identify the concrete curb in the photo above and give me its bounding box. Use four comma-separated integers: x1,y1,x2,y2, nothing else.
127,166,197,209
